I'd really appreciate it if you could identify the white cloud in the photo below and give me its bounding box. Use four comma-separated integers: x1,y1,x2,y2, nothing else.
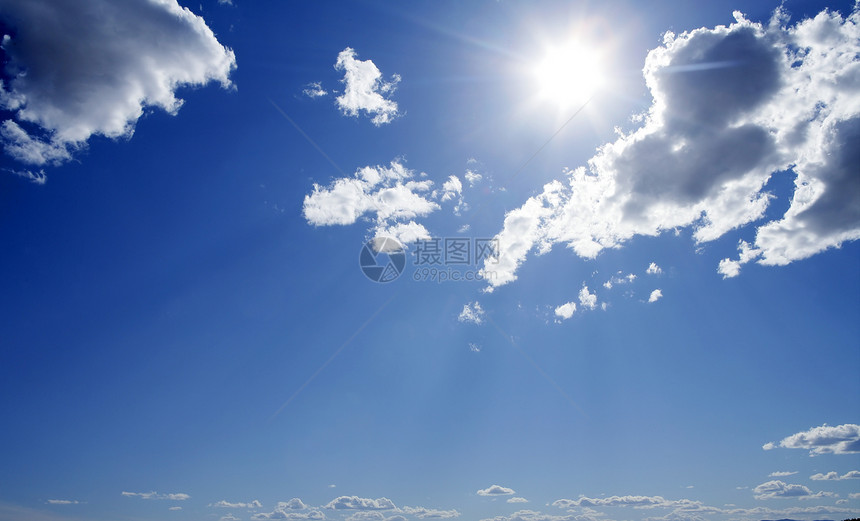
458,301,485,325
768,471,798,477
302,160,440,245
508,498,529,504
717,240,760,278
399,506,461,518
468,342,481,352
480,510,575,521
554,302,576,321
212,500,264,509
440,175,462,202
253,510,325,520
480,7,860,289
437,175,467,215
303,82,328,98
553,495,670,508
221,515,242,521
334,47,401,126
646,263,662,275
169,506,182,511
810,470,860,480
763,423,860,455
850,493,860,499
752,480,835,500
465,170,483,187
122,491,189,501
0,0,236,168
46,500,81,505
578,285,598,310
325,496,396,511
5,167,46,185
648,289,663,303
477,485,516,496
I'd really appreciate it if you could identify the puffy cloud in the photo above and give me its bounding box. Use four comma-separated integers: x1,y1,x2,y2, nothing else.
465,170,483,187
648,289,663,303
334,47,400,126
480,7,860,289
646,263,662,275
717,240,759,278
458,301,485,325
303,82,328,98
436,175,468,215
302,161,440,245
810,470,860,480
212,499,264,509
121,491,189,501
752,480,834,500
324,496,396,511
0,0,236,167
763,423,860,455
508,498,529,504
477,485,516,496
554,301,576,321
578,285,598,310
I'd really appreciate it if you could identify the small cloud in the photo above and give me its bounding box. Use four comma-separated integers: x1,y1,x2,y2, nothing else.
468,343,481,353
5,168,47,185
648,289,663,303
810,470,860,480
458,301,485,325
169,506,182,511
122,491,190,501
212,500,264,509
477,484,515,496
646,262,662,275
303,81,328,98
47,500,81,505
507,497,528,503
334,47,401,126
753,480,835,500
579,285,598,310
769,471,798,477
763,423,860,455
465,170,483,187
554,302,576,321
324,496,396,510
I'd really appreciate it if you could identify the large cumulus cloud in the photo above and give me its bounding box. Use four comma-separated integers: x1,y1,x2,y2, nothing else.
0,0,236,169
480,7,860,288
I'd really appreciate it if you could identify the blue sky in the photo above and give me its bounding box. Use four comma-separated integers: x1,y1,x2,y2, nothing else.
0,1,859,521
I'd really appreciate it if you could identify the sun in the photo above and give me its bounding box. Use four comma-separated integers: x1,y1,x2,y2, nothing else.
533,41,604,108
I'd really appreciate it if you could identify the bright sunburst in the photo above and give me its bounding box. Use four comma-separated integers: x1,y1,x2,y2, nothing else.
533,41,604,108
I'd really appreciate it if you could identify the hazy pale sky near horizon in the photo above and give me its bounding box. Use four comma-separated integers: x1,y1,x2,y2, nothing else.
1,1,859,521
